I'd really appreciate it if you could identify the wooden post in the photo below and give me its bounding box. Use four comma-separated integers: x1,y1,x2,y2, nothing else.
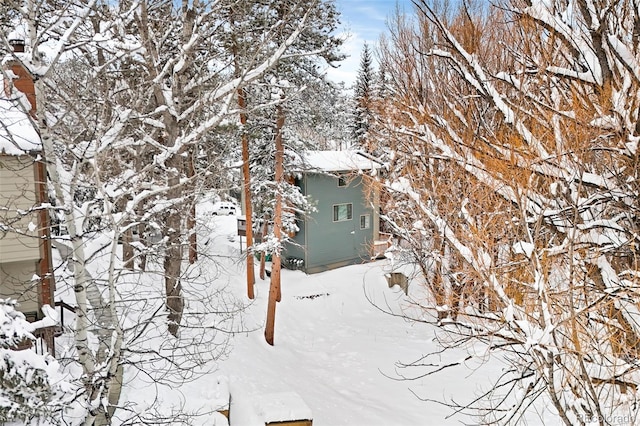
34,160,54,307
34,159,55,355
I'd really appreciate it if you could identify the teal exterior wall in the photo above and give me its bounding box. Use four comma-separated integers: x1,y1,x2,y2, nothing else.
283,175,307,263
284,172,376,274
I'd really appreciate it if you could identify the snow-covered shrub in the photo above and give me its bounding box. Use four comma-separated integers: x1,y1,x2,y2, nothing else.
0,300,35,350
0,349,54,422
0,300,71,423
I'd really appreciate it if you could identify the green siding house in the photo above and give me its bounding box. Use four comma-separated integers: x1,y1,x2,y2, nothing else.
283,151,384,274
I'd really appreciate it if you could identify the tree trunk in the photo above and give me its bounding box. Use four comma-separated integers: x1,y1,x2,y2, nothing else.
134,144,146,271
123,227,134,270
165,152,184,337
138,0,187,336
265,103,285,345
259,215,268,280
94,236,126,426
137,215,147,271
34,78,101,422
239,87,256,299
230,7,256,299
188,149,197,264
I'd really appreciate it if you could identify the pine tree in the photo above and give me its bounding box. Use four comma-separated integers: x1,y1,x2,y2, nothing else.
262,0,344,346
288,78,352,150
351,42,376,148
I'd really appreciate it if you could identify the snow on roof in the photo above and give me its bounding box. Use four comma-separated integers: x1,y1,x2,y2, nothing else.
0,97,41,155
302,150,382,172
7,25,27,43
227,389,313,425
255,391,313,423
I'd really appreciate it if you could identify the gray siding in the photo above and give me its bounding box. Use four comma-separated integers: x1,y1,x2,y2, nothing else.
285,172,376,274
283,176,307,265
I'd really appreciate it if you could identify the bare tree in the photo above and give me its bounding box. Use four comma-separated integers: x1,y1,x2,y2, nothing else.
2,0,331,423
374,0,640,424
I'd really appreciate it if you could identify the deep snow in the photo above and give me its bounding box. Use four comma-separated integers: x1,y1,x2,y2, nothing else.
204,213,510,425
48,201,550,426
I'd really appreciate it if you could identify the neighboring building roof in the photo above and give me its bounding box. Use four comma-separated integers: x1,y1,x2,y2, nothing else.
302,150,383,173
0,97,41,155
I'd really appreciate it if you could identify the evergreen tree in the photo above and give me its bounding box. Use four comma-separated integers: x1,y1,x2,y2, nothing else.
259,0,344,346
288,78,352,150
351,42,376,148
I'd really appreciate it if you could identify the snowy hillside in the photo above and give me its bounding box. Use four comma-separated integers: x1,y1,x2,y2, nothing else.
170,213,512,425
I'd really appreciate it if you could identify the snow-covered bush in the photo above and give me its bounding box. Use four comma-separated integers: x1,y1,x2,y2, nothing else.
0,300,71,424
0,300,34,350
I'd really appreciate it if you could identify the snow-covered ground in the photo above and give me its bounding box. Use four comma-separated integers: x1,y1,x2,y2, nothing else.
202,213,509,425
48,201,536,425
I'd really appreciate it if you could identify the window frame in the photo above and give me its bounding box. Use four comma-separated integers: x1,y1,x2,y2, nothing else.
332,203,353,222
360,214,371,230
337,176,347,187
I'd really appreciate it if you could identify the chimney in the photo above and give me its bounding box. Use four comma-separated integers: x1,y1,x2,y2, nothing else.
4,38,36,116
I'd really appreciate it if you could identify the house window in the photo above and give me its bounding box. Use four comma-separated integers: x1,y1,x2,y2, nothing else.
360,214,370,230
337,176,347,187
333,203,353,222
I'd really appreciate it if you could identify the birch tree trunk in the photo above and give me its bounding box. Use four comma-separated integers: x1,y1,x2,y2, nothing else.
22,3,119,421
